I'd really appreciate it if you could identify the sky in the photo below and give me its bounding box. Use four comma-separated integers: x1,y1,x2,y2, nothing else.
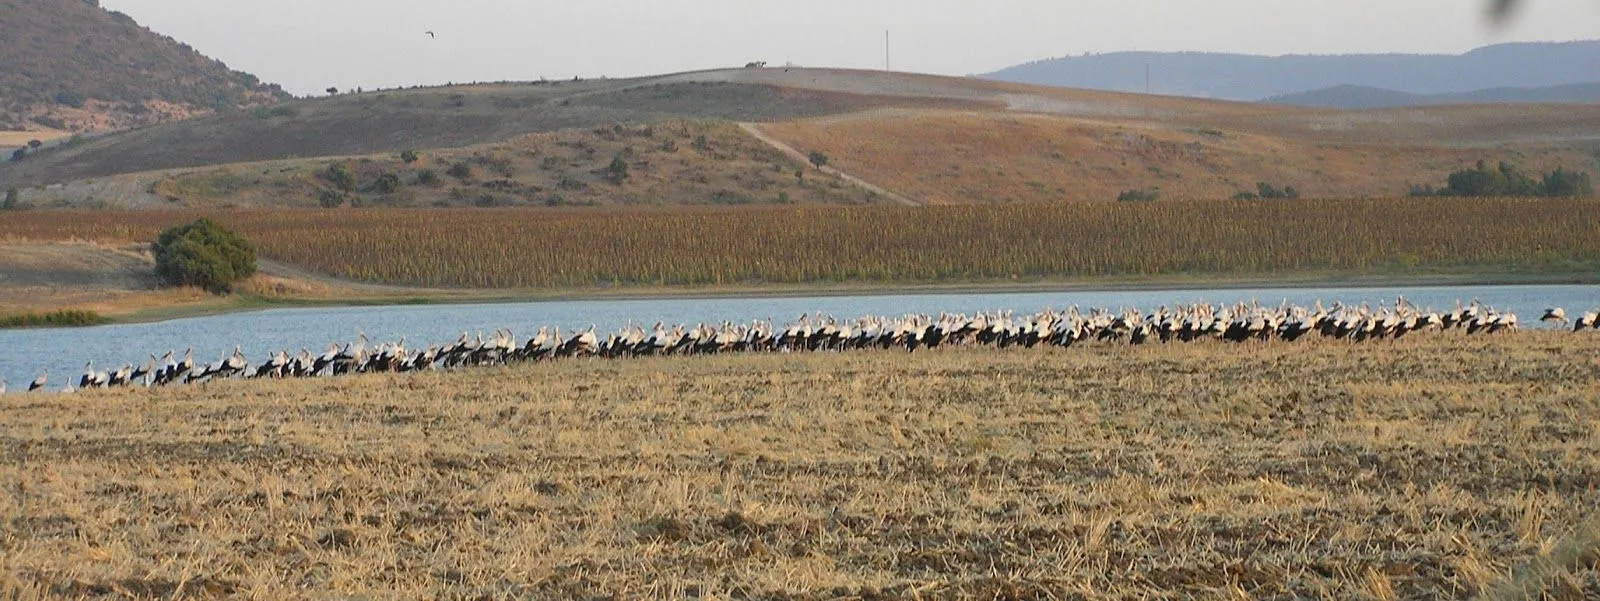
100,0,1600,96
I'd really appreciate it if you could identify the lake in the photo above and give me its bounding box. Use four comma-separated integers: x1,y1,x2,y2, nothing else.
2,284,1596,391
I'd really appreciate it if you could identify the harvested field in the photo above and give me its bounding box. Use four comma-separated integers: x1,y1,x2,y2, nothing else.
2,334,1599,599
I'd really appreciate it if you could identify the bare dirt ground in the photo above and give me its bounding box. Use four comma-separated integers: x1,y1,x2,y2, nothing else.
1,335,1597,598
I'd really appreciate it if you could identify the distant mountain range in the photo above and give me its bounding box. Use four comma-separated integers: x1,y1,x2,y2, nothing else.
1264,82,1600,110
982,41,1600,106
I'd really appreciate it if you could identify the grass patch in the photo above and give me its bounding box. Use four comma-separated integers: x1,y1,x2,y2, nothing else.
0,309,108,328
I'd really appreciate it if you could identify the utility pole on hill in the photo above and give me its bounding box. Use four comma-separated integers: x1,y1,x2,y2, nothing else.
885,30,891,71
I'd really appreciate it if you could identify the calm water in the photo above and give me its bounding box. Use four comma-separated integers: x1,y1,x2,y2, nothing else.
1,284,1596,391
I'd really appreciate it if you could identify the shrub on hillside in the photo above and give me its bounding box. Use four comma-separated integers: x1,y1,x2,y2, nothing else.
808,151,829,168
151,218,257,293
53,90,86,108
369,172,402,194
318,189,347,208
1541,167,1594,198
605,154,630,184
400,149,420,164
1117,188,1159,202
1411,161,1590,198
1234,182,1300,200
320,162,355,192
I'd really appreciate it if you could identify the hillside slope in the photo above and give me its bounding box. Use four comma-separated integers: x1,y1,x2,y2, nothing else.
758,110,1599,204
10,67,1600,194
0,0,288,135
132,121,881,209
6,68,1600,208
983,41,1600,101
0,72,987,189
1266,82,1600,110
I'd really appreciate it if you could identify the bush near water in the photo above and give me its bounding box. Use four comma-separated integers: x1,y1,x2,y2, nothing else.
151,218,257,293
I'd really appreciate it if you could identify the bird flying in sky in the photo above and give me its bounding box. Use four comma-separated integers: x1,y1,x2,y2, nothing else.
425,31,436,39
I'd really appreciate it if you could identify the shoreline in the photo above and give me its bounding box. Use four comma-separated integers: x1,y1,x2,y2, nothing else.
74,269,1600,326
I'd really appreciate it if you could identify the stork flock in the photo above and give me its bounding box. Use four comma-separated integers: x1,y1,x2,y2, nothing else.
10,299,1598,394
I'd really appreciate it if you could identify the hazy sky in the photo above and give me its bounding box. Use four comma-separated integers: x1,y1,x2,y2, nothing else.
100,0,1600,96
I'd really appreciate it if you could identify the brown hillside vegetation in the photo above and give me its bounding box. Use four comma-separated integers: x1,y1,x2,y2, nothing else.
137,121,879,209
0,76,979,190
8,67,1600,200
757,110,1600,203
2,200,1596,289
2,336,1599,598
0,0,287,134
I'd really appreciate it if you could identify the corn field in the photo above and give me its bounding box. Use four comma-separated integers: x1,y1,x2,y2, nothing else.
3,199,1597,288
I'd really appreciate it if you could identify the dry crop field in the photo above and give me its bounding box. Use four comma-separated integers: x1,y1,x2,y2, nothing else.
2,199,1599,288
2,334,1599,599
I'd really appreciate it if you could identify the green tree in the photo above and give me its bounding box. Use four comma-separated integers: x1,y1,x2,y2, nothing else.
807,151,829,169
446,162,473,180
1540,167,1593,198
2,188,18,210
400,149,420,164
370,171,402,194
322,162,355,192
318,189,347,208
1431,161,1588,198
605,153,630,184
151,218,257,293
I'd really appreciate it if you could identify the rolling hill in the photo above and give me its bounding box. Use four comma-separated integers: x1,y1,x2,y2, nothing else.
0,71,998,190
1265,82,1600,110
982,41,1600,102
0,0,288,136
4,68,1600,209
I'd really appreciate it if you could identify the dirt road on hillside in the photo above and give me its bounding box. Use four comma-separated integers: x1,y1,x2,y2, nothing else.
736,122,922,207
